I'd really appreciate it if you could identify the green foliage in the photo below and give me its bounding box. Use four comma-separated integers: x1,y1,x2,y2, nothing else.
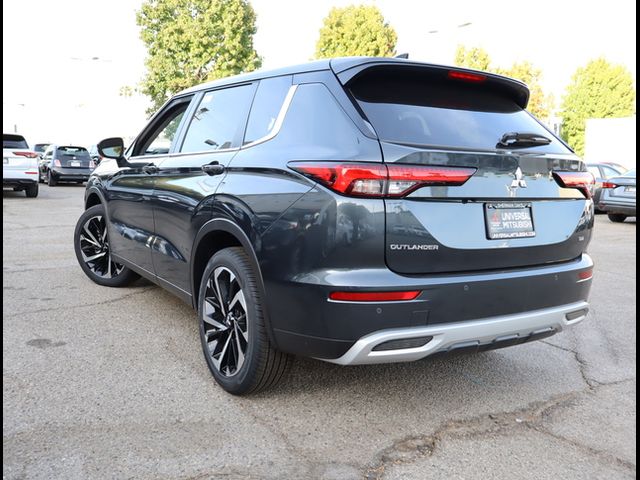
560,58,636,156
137,0,261,112
496,62,554,120
454,45,491,71
315,5,397,58
455,45,554,120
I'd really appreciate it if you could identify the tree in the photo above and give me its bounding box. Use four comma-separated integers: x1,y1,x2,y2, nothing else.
497,62,554,120
560,58,635,156
137,0,261,112
454,45,491,71
315,5,397,59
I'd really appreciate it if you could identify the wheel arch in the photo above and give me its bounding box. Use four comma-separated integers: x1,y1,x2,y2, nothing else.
84,186,106,210
191,218,279,348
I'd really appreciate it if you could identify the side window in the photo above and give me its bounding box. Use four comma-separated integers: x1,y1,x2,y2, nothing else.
244,75,292,144
134,102,189,157
273,83,365,158
180,84,255,153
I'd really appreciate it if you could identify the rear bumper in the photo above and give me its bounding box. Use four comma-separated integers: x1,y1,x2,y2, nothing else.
599,201,636,216
267,254,593,359
322,301,588,365
3,177,38,187
50,168,91,181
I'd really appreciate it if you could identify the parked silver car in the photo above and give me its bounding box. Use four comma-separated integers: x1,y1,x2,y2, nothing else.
598,169,636,222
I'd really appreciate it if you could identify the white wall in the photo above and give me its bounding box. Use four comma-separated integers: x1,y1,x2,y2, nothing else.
584,116,636,169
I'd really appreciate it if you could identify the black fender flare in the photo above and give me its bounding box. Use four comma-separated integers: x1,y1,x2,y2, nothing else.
190,218,278,348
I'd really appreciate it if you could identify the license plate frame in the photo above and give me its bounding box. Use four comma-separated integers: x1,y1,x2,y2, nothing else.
70,161,81,167
485,202,535,240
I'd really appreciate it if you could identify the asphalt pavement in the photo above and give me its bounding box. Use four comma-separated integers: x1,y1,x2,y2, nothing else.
3,185,636,479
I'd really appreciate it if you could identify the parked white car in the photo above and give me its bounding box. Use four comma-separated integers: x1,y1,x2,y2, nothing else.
3,134,39,197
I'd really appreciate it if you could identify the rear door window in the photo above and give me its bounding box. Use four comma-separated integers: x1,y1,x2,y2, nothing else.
180,83,256,153
349,69,570,154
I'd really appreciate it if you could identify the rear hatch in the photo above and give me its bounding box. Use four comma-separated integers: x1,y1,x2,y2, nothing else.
341,62,593,274
56,146,92,168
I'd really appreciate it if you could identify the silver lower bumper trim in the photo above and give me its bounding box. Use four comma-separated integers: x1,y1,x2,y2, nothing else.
320,301,589,366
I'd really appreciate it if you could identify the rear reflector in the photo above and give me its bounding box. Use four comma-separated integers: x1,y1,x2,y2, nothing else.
552,171,595,198
329,291,421,302
290,162,476,198
53,160,62,167
13,151,38,158
601,181,618,189
578,269,593,281
448,70,487,82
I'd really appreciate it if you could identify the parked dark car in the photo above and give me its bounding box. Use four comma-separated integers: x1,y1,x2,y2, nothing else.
598,169,636,222
73,57,594,395
587,162,625,212
40,145,93,186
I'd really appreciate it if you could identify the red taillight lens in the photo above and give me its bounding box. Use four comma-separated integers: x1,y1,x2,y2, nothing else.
53,160,62,167
448,70,487,82
289,162,476,198
602,181,618,189
552,171,595,198
329,291,421,302
13,151,39,159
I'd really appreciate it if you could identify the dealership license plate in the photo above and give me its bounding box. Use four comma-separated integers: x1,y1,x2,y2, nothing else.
485,203,535,239
70,161,81,167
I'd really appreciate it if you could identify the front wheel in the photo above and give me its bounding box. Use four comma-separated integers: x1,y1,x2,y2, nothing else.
608,214,627,223
198,247,290,395
73,204,139,287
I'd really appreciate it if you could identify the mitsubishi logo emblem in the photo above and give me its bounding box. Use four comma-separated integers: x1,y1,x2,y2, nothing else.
508,167,527,197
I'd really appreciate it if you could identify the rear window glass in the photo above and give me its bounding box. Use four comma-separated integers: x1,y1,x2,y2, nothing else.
349,70,569,154
58,146,90,158
3,134,28,149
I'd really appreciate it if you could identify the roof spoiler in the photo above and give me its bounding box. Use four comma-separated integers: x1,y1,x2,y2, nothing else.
330,57,530,110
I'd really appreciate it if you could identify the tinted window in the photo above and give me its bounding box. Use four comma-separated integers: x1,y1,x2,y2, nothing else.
181,84,255,153
3,134,28,149
34,144,49,153
57,147,90,159
134,102,189,157
350,70,570,154
244,76,291,144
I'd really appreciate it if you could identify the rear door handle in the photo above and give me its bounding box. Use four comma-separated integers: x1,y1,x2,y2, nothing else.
202,162,225,176
142,164,158,174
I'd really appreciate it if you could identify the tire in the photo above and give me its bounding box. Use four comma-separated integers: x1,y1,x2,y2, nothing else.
25,183,38,198
48,172,58,187
74,204,140,287
608,214,627,223
198,247,290,395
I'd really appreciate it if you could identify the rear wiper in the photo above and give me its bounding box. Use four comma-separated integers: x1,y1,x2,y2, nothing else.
496,132,552,149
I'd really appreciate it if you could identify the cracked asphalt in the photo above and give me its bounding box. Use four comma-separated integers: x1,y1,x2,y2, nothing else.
3,185,636,479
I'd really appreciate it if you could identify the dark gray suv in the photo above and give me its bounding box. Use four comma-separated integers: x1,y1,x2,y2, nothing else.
74,57,594,394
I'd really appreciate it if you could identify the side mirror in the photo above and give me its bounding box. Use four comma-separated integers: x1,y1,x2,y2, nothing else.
97,137,129,167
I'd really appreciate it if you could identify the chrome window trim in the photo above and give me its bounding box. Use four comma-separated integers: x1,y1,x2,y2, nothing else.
241,84,298,149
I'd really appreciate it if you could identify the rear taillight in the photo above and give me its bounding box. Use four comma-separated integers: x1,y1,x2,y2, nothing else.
53,160,62,167
329,291,421,302
289,162,476,198
552,171,595,199
578,269,593,281
90,160,96,169
13,151,38,159
602,181,618,189
448,70,487,82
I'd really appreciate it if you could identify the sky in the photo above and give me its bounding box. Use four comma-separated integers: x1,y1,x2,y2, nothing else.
2,0,636,146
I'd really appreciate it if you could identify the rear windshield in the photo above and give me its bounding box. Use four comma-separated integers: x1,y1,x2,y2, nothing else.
58,146,90,158
349,69,570,154
3,134,28,149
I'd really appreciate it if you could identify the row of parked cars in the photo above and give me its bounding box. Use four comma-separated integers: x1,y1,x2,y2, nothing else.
2,134,104,197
